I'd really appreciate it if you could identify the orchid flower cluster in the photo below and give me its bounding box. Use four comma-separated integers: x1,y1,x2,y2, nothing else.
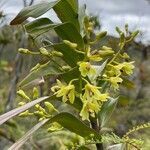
17,17,138,123
50,18,138,121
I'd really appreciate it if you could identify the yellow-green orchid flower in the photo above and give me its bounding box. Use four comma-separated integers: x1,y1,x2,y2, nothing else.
118,61,134,75
106,64,122,77
83,83,109,102
79,62,96,77
109,76,123,90
80,100,101,120
51,80,75,104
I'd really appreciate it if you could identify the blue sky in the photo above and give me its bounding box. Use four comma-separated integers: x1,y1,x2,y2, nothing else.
1,0,150,44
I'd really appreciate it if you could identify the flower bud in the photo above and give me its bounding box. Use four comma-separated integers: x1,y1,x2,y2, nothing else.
44,102,58,113
19,110,33,117
101,46,112,51
51,51,63,57
127,30,139,42
18,48,31,54
116,26,122,34
96,31,107,41
35,104,46,114
39,47,49,56
18,102,26,106
62,65,71,71
34,111,45,117
84,16,89,29
119,32,125,49
63,40,77,49
125,24,129,33
33,87,39,99
98,50,114,57
131,30,139,39
30,63,40,72
17,90,30,101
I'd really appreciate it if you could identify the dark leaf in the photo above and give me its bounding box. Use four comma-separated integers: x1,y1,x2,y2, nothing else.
66,0,78,13
10,1,58,25
53,0,80,31
48,112,100,138
25,18,60,37
54,23,84,49
51,43,84,67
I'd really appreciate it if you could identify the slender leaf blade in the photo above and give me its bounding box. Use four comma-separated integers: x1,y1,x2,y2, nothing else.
25,18,60,37
99,97,118,127
0,96,50,125
8,119,49,150
19,61,62,87
78,5,86,36
53,0,80,31
66,0,78,13
10,1,58,25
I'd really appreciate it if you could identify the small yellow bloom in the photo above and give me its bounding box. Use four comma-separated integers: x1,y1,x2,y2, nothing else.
119,61,134,75
79,83,109,120
98,46,114,57
79,62,96,77
83,83,109,101
106,65,122,77
80,101,89,121
80,100,101,120
51,80,75,104
109,76,123,90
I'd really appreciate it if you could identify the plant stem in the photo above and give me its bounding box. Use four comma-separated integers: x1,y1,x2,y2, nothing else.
90,118,104,150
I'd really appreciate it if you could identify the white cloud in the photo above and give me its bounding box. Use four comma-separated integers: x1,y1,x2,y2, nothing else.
1,0,150,43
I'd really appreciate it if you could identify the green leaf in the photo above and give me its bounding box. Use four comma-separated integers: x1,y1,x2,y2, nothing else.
89,60,108,83
0,96,50,125
25,18,60,37
61,67,80,82
51,43,84,67
10,1,58,25
19,61,62,87
78,5,86,36
48,112,99,138
8,112,96,150
54,23,84,49
8,119,49,150
99,97,118,127
66,0,78,13
53,0,80,31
